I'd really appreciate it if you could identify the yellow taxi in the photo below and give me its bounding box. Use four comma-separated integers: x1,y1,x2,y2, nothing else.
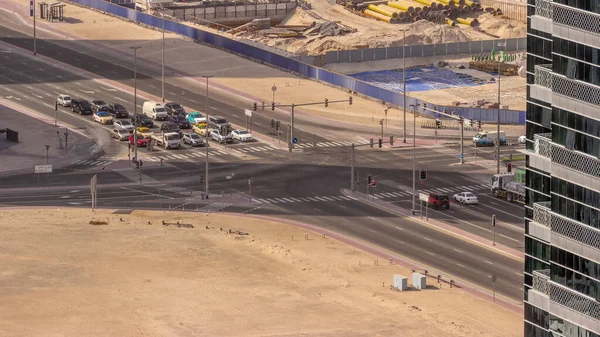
192,122,209,136
135,127,153,139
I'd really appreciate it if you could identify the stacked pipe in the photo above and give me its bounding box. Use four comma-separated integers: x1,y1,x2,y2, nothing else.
363,0,483,24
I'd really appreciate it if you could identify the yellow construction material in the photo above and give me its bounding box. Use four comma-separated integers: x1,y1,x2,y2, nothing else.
456,17,479,26
446,18,455,26
368,4,399,18
379,4,408,19
387,1,414,13
364,9,395,22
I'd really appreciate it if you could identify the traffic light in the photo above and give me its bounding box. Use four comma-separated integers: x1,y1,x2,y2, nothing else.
433,106,437,111
276,121,280,131
54,101,58,111
200,175,204,184
477,120,482,129
419,169,427,181
135,160,143,170
435,119,441,129
469,119,474,127
389,135,394,146
367,174,373,185
253,102,257,111
507,163,512,173
492,214,496,227
423,103,427,109
370,138,373,148
271,102,275,111
325,98,329,107
349,96,353,105
378,138,382,148
443,108,447,114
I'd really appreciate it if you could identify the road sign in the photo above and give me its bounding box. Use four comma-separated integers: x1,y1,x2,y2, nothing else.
34,165,52,173
419,193,429,202
292,137,298,144
271,85,277,92
244,109,252,117
181,90,185,96
459,153,463,159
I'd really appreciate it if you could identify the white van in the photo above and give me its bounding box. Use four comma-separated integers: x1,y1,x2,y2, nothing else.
143,101,168,121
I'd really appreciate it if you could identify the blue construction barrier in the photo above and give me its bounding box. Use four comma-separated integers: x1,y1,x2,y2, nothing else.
68,0,526,124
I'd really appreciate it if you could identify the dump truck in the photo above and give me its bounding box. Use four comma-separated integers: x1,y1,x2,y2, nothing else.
491,171,525,204
151,132,181,150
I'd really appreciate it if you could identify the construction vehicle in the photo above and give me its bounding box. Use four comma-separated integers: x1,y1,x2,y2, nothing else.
491,171,525,204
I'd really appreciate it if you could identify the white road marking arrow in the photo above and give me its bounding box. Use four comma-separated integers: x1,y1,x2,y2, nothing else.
31,93,44,99
5,96,22,101
102,87,117,92
78,89,95,94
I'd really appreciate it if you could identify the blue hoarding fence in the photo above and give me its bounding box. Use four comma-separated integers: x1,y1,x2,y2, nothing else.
67,0,525,124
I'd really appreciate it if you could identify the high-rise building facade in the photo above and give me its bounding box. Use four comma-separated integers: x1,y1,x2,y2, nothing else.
525,0,600,336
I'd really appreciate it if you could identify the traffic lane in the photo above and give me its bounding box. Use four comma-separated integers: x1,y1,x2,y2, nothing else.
0,27,332,146
279,200,522,301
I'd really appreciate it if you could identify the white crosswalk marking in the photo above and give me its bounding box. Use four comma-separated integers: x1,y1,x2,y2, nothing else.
255,198,269,203
306,197,320,201
281,198,295,202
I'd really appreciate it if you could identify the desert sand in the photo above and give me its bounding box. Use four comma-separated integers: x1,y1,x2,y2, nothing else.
0,208,521,337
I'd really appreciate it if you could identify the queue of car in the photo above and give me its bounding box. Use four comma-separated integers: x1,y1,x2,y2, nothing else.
57,95,254,151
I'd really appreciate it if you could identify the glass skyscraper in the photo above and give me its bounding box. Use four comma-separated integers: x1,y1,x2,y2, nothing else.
525,0,600,336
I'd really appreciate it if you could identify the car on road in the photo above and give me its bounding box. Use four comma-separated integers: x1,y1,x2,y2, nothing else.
110,128,130,141
114,119,135,132
423,193,450,210
135,127,153,139
208,116,231,131
231,129,253,142
164,102,186,116
518,135,526,144
91,99,110,112
93,110,114,125
210,129,233,144
129,134,149,147
186,111,206,124
192,122,209,136
169,115,191,129
183,133,205,147
108,103,129,118
160,122,183,136
131,113,154,128
70,98,92,115
57,94,71,107
453,192,478,205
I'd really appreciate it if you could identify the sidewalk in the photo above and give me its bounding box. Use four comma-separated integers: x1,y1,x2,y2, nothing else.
1,0,524,138
0,100,101,177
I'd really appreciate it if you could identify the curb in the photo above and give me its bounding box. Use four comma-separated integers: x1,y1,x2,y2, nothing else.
341,189,524,261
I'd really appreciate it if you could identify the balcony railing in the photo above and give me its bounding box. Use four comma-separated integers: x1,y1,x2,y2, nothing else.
533,202,551,227
533,133,552,159
551,213,600,251
551,144,600,178
534,64,553,89
533,269,550,295
553,3,600,35
549,282,600,321
534,0,553,19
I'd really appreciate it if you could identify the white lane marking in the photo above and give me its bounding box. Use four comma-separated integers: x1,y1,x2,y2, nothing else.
367,216,376,220
457,263,466,268
31,93,44,99
149,85,156,88
25,85,33,89
189,99,196,103
102,87,117,92
499,234,520,242
395,226,404,231
115,97,127,102
210,106,217,110
453,248,462,253
426,251,435,256
484,260,494,265
424,237,432,241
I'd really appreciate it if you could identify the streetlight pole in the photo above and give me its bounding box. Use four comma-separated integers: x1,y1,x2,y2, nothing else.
130,46,141,163
33,0,37,55
410,103,419,214
400,29,407,143
202,75,213,199
496,42,505,175
45,144,49,164
160,5,165,102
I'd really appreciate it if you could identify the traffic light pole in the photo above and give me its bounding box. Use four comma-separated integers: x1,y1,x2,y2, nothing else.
291,104,295,147
459,120,464,164
350,143,355,191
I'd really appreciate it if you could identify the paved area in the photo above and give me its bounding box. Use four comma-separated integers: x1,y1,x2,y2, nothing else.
0,102,97,176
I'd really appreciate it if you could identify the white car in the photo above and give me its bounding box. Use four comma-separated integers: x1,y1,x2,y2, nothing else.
231,129,253,142
453,192,478,205
518,135,526,144
182,133,205,147
57,94,72,107
210,129,233,144
93,111,113,125
114,119,135,132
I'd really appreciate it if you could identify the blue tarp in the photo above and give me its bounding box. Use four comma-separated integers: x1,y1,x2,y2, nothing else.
351,67,485,92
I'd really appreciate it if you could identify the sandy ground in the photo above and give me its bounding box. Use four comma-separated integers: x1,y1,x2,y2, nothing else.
0,208,521,337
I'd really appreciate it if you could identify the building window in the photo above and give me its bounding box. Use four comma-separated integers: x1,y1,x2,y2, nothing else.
553,0,600,14
525,255,550,274
525,303,549,329
525,321,551,337
551,264,600,301
526,236,550,261
552,246,600,280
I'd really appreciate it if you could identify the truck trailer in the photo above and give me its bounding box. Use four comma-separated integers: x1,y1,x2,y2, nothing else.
491,172,525,204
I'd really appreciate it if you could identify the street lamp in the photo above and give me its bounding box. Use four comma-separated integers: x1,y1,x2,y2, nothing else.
400,29,407,143
201,75,213,199
496,41,506,174
159,4,166,102
33,0,37,55
130,46,141,163
45,144,49,164
409,103,420,214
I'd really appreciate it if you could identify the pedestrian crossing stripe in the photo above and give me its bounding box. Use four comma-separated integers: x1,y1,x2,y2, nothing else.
143,149,232,162
235,146,278,153
71,159,112,166
294,141,355,148
254,195,358,204
369,184,490,199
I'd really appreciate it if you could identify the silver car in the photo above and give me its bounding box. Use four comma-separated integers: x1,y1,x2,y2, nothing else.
183,133,205,147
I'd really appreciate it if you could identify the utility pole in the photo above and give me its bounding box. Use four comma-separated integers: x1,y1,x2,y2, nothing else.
290,104,295,149
45,144,49,164
161,5,165,102
33,0,37,55
401,28,407,143
411,104,418,214
496,42,505,175
202,75,213,199
380,119,384,142
130,46,141,163
350,143,355,191
459,116,464,164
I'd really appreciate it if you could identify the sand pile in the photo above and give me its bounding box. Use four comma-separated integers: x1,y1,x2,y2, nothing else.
477,13,526,38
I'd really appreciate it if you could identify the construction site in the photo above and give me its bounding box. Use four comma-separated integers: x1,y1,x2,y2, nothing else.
153,0,526,56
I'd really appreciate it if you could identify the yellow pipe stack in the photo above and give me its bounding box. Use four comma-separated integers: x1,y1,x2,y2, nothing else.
446,18,455,26
387,0,415,13
364,9,396,23
368,4,400,18
379,4,408,19
456,17,479,26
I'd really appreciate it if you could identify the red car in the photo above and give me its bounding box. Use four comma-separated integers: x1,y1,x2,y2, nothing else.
129,134,149,147
422,193,450,210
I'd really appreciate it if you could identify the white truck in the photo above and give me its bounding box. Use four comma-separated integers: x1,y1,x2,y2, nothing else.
151,132,181,149
143,101,168,121
473,131,507,147
491,172,525,204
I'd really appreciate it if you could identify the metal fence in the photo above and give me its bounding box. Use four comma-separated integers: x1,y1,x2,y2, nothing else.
324,38,526,64
479,0,527,22
67,0,526,124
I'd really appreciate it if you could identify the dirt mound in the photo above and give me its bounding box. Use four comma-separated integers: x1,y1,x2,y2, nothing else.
406,20,472,44
477,13,526,38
